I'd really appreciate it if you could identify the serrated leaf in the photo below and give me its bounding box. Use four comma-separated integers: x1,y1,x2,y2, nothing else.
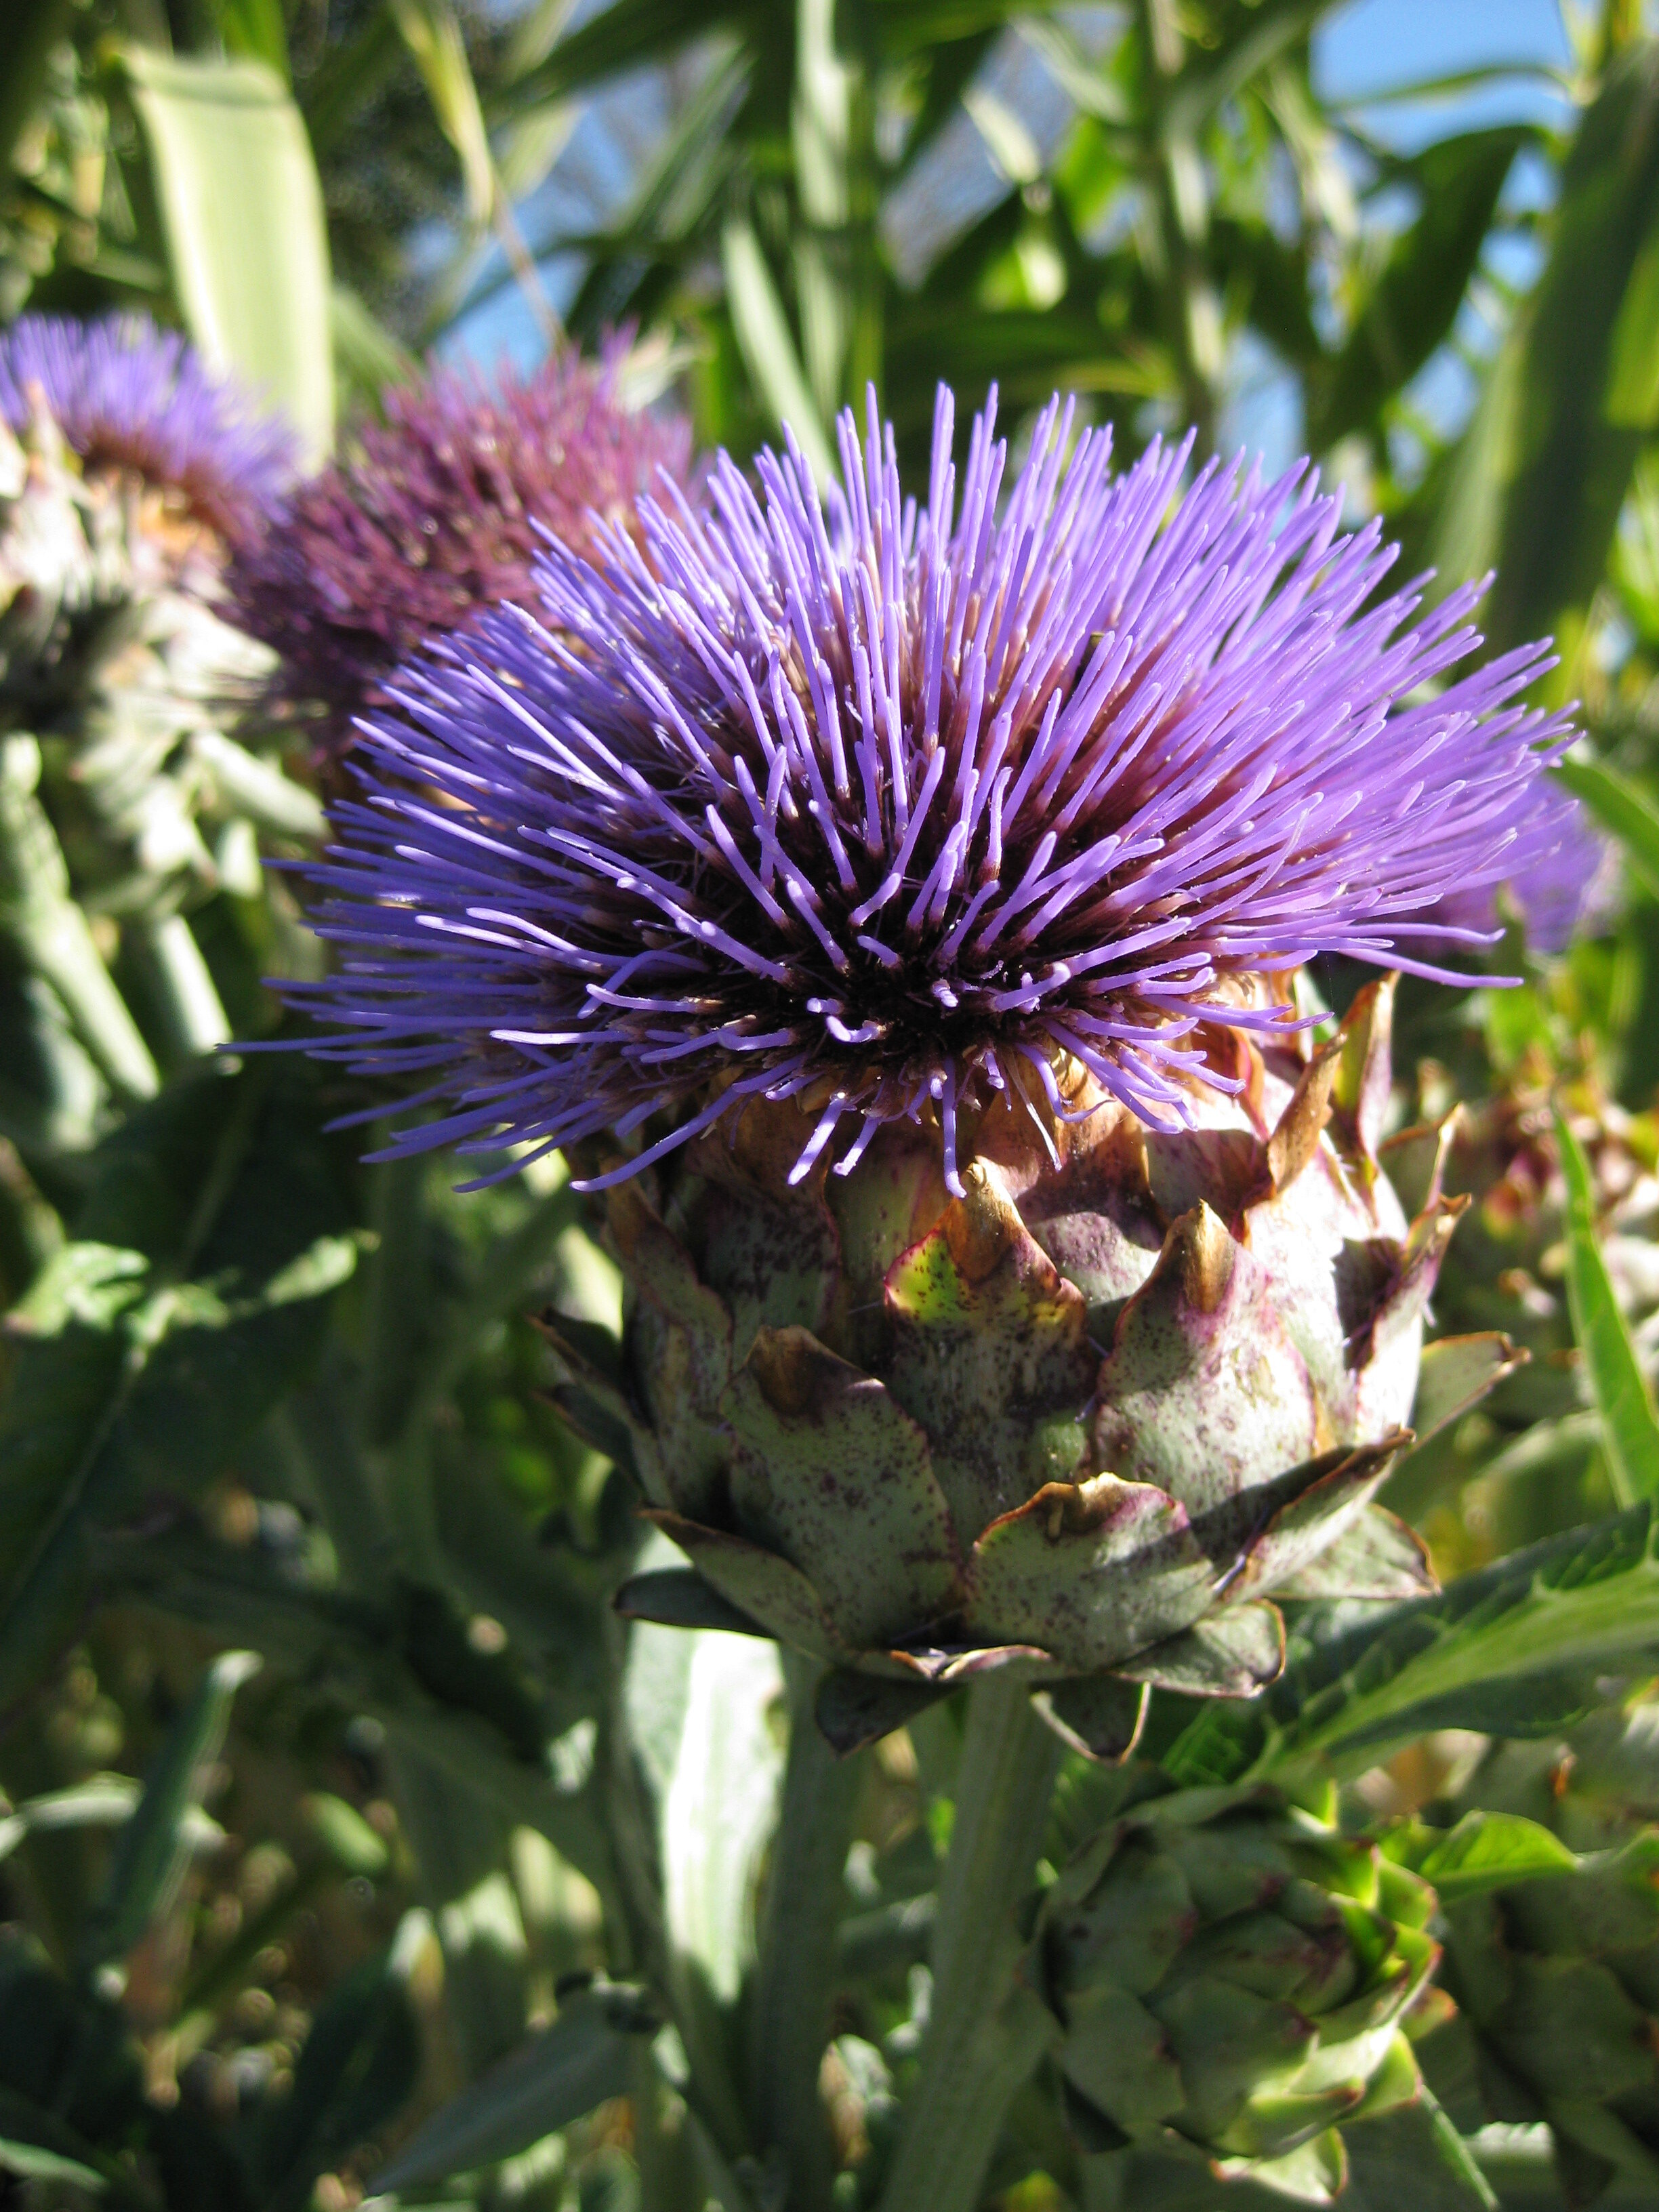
1164,1504,1659,1786
1553,757,1659,901
0,1059,358,1710
1555,1101,1659,1506
1383,1811,1578,1902
370,1983,652,2190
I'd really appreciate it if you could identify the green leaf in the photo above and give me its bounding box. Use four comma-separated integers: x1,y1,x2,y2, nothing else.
1419,43,1659,649
0,2135,108,2192
1553,756,1659,901
1555,1100,1659,1506
1382,1811,1579,1902
1310,127,1526,451
387,0,493,225
721,216,836,485
0,1057,359,1709
80,1649,260,1976
118,47,334,463
255,1939,420,2205
1163,1504,1659,1786
0,2087,157,2212
0,0,77,171
370,1982,654,2190
209,0,291,81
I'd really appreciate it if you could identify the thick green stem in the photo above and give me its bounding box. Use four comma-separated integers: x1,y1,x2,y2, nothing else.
0,737,157,1101
138,912,230,1059
874,1675,1060,2212
747,1653,859,2212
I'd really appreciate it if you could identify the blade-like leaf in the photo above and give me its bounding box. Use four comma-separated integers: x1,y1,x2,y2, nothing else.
210,0,291,81
1555,1100,1659,1505
370,1982,653,2190
79,1650,260,1976
721,216,836,483
388,0,493,225
1553,756,1659,901
1419,43,1659,647
255,1936,421,2203
1164,1504,1659,1786
1310,127,1527,451
119,47,333,462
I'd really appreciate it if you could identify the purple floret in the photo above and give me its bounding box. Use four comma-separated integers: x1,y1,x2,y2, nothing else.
0,312,295,545
287,384,1600,1193
224,346,695,757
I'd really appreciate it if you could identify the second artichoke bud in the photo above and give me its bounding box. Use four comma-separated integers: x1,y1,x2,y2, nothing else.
562,975,1496,1755
1027,1783,1441,2201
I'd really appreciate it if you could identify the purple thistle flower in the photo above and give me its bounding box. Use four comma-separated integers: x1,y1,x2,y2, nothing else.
224,346,694,758
0,312,295,545
287,385,1599,1195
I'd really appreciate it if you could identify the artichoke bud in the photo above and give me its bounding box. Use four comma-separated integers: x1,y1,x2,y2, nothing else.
1434,1698,1659,2205
1028,1783,1441,2203
575,976,1502,1756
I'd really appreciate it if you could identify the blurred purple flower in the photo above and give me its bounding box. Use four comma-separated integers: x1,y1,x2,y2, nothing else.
287,386,1599,1192
224,346,694,757
0,312,295,544
1414,787,1612,954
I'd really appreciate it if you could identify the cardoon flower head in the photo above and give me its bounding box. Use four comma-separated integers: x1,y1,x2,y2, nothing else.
0,312,294,545
224,345,695,756
291,385,1595,1197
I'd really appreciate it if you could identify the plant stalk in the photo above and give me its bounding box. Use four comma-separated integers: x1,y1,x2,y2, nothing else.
747,1652,860,2212
874,1674,1060,2212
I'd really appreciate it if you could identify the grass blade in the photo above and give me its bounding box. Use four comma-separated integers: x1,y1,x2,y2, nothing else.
1555,1100,1659,1504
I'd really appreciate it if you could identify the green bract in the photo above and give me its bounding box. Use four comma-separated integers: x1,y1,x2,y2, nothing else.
1028,1782,1441,2203
569,979,1517,1755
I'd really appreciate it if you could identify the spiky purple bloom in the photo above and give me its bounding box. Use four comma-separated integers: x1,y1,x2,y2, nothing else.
289,386,1597,1193
0,312,294,545
224,347,694,757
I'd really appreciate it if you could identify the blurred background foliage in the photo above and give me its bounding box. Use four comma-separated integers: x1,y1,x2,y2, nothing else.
11,0,1659,2207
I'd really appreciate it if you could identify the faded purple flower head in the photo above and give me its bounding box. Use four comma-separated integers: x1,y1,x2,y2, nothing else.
224,345,695,757
1416,793,1611,955
289,385,1599,1193
0,312,295,544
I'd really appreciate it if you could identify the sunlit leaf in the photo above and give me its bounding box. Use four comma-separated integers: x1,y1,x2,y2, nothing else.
721,216,836,482
1555,1100,1659,1506
119,47,333,462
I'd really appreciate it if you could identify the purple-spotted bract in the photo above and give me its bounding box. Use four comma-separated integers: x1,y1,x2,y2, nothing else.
291,386,1597,1193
